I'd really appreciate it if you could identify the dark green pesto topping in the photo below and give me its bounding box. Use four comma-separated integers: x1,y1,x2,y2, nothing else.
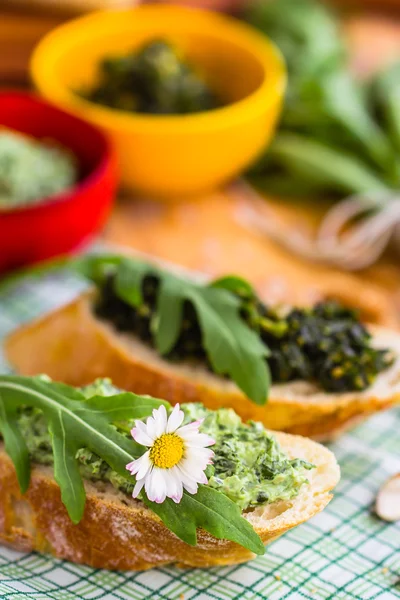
95,274,393,393
80,40,221,115
16,379,312,510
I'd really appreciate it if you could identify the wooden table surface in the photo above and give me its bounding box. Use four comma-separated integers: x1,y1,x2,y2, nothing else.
2,5,400,328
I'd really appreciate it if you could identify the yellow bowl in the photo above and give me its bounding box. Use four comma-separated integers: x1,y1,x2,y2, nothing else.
31,5,286,198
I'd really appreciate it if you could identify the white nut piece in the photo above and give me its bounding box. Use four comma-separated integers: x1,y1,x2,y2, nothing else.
376,473,400,522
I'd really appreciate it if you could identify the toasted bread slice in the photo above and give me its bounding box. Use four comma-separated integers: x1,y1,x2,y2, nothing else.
5,291,400,441
0,432,339,570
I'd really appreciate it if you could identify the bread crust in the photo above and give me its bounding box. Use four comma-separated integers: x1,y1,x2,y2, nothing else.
5,292,400,441
0,432,339,570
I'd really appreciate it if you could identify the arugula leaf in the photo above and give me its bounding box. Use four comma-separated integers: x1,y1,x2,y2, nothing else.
145,485,265,555
246,0,344,78
283,67,396,177
210,275,256,299
49,414,85,524
191,288,270,405
370,61,400,156
0,376,164,523
155,274,185,354
246,0,400,194
73,253,124,286
72,255,270,405
0,376,265,554
0,392,30,493
266,133,388,195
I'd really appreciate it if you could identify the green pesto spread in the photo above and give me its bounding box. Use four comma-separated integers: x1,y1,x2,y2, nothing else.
183,403,313,509
17,379,313,511
0,131,77,210
96,270,394,394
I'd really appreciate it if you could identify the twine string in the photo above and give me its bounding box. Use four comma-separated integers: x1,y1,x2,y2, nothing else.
234,180,400,271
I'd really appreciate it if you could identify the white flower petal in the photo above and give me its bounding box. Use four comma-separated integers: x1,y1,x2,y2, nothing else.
126,451,152,480
182,447,214,470
132,477,145,498
130,426,154,447
176,419,203,437
154,405,168,437
198,470,208,485
175,464,199,494
186,483,198,494
177,462,201,484
184,449,215,468
145,467,168,503
135,419,156,440
182,479,198,495
145,415,158,440
166,404,184,433
126,460,136,472
126,458,139,474
178,429,204,440
136,452,152,480
181,431,215,448
167,466,184,503
179,455,211,482
135,420,149,433
189,446,215,460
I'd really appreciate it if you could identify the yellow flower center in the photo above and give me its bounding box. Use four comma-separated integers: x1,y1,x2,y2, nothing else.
149,433,184,469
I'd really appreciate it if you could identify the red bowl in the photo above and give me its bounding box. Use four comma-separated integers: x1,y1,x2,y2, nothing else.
0,91,118,272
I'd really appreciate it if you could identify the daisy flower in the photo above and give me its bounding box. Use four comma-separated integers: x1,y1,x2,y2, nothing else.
126,404,215,504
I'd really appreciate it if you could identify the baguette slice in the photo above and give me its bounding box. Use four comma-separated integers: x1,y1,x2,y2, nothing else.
5,291,400,441
0,433,339,570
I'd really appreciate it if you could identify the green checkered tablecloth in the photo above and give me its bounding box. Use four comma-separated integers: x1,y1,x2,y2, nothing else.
0,271,399,600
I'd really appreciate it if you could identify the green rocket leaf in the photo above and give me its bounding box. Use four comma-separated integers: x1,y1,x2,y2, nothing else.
0,375,264,555
0,376,164,523
72,254,270,405
0,392,30,493
145,485,265,555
